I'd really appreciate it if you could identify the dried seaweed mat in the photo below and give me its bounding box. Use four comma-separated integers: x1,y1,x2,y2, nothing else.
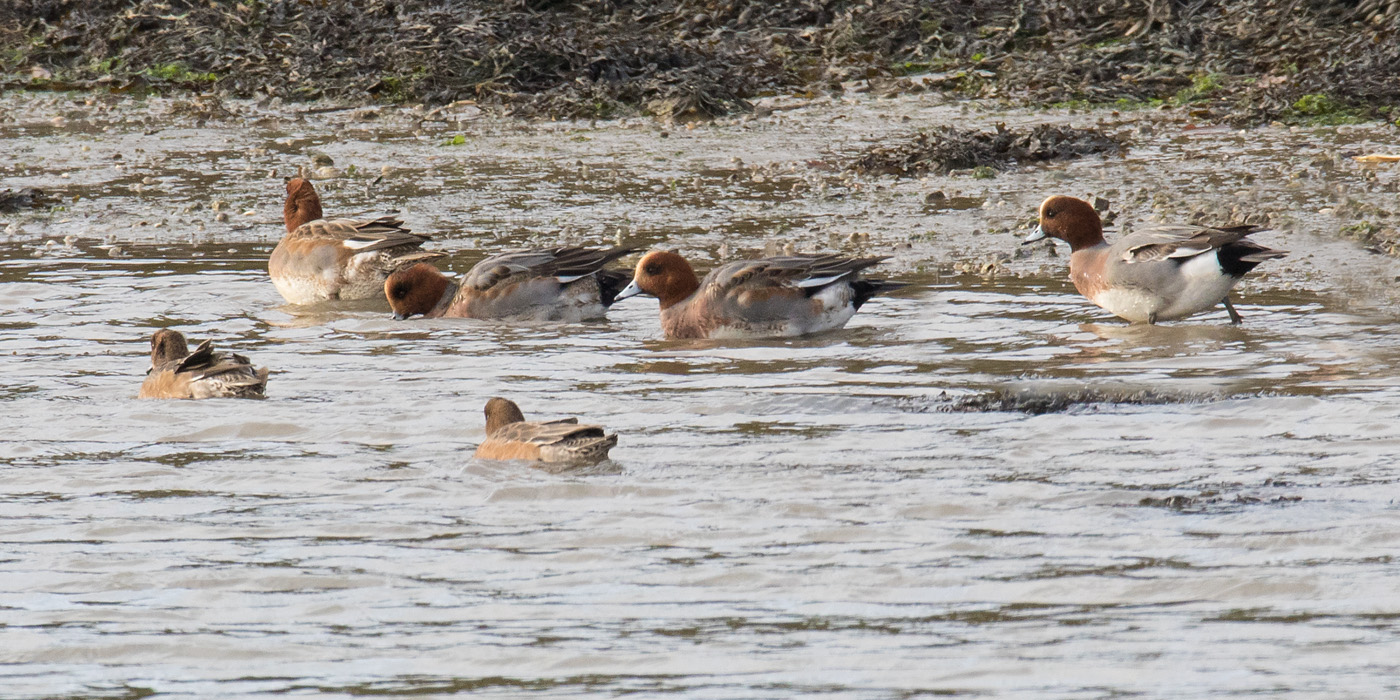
846,124,1127,178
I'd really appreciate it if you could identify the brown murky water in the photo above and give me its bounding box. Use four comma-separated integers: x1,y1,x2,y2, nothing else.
2,91,1400,698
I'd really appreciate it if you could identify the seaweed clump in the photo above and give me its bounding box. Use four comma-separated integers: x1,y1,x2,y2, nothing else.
0,188,49,213
0,0,918,119
1139,493,1301,511
846,123,1126,177
1,1,1399,123
936,387,1210,415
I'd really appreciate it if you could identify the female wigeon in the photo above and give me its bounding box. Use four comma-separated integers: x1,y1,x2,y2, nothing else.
475,397,618,464
384,246,636,321
138,329,269,399
613,250,905,339
1024,195,1287,324
270,178,445,304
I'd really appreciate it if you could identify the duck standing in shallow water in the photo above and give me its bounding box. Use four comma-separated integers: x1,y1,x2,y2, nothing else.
475,398,618,465
139,329,269,399
384,246,635,321
1024,195,1287,324
614,250,905,339
270,177,445,304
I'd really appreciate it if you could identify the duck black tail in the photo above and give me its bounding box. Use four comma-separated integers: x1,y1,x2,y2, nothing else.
851,280,908,310
1217,240,1287,277
596,269,632,306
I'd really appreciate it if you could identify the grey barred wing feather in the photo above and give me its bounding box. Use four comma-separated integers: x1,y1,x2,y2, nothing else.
462,246,637,290
391,250,451,267
492,418,617,464
1120,224,1268,263
709,254,890,293
172,339,217,374
180,341,268,397
491,418,595,446
704,254,905,319
290,217,435,253
536,246,638,282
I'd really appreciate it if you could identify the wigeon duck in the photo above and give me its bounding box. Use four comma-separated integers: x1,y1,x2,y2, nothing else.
613,250,906,339
384,246,636,321
270,177,445,304
1024,195,1287,324
138,329,269,399
475,397,618,464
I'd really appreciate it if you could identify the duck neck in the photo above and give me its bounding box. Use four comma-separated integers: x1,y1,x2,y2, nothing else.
485,401,526,434
284,195,323,233
151,332,189,365
1065,225,1106,253
657,270,701,310
430,278,459,316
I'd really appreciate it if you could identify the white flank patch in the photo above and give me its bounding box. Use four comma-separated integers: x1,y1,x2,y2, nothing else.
802,284,858,333
795,272,851,288
1155,252,1237,319
1165,243,1211,259
1176,249,1225,281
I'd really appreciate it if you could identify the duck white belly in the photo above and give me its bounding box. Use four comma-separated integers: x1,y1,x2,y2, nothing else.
271,274,335,305
1089,287,1165,323
1089,253,1240,322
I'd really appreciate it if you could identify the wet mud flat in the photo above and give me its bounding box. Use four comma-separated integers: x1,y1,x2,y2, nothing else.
2,90,1400,698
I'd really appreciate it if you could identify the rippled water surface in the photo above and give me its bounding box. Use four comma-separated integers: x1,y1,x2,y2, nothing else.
2,92,1399,698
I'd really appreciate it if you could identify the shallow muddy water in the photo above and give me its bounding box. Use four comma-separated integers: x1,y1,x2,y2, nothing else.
1,91,1399,698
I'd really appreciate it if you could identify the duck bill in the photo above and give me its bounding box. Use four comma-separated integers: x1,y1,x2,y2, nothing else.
613,279,646,302
392,311,410,321
1022,224,1048,245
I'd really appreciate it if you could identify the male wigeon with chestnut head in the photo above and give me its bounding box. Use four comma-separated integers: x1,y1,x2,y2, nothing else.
1024,195,1287,324
475,397,618,464
139,329,269,400
384,246,636,321
613,250,905,339
270,177,445,304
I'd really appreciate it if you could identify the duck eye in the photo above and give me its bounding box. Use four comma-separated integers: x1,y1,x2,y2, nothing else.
1045,209,1057,219
391,285,407,299
644,263,661,276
